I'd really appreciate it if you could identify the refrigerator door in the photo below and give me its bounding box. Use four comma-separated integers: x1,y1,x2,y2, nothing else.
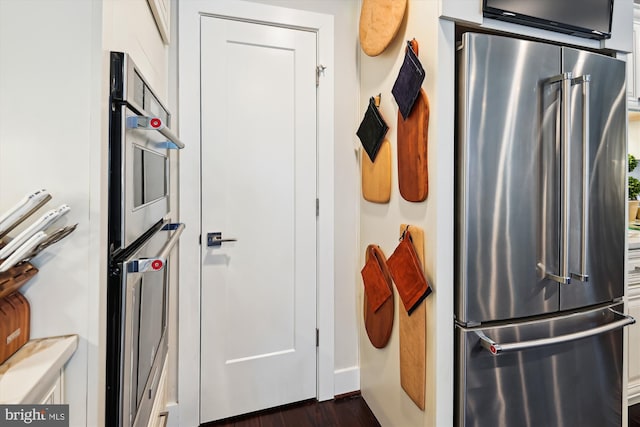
560,48,626,310
456,33,561,324
455,303,628,427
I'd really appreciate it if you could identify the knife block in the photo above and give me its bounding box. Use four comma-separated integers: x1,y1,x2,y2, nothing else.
0,291,30,365
0,262,38,300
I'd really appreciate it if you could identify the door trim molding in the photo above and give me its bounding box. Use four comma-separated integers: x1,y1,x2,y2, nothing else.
178,2,334,425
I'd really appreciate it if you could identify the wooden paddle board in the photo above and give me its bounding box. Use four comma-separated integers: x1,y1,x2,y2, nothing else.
361,140,391,203
399,224,426,410
359,0,407,57
397,89,429,203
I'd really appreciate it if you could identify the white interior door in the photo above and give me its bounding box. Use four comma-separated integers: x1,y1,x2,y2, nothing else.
199,16,318,423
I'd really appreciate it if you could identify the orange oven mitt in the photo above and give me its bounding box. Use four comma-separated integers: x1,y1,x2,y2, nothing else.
361,244,392,312
386,227,432,314
361,244,394,348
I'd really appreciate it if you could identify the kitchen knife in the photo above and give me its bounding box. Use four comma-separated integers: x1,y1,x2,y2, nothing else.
20,223,78,262
0,231,47,273
0,204,70,260
0,189,51,239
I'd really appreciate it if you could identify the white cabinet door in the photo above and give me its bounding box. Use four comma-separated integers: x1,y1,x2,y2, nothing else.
38,370,63,405
628,29,636,102
633,23,640,104
628,289,640,405
630,10,640,108
628,248,640,405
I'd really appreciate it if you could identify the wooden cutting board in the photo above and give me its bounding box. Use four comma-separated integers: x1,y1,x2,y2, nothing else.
0,291,30,365
397,89,429,202
399,224,426,410
361,140,391,203
359,0,407,57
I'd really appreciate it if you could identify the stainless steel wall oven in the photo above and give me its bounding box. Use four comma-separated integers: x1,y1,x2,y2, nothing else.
107,52,185,427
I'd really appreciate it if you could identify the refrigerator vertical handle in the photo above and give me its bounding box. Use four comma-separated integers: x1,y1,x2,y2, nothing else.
544,73,573,285
571,75,591,283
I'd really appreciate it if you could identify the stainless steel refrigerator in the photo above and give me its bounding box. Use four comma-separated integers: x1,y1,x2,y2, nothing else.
455,32,635,427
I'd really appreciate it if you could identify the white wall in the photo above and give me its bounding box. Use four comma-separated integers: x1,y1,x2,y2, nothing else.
0,1,172,426
103,0,170,103
358,1,455,426
0,1,103,425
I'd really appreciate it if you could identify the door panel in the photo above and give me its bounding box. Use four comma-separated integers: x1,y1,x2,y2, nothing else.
199,17,317,422
561,48,626,310
456,33,561,324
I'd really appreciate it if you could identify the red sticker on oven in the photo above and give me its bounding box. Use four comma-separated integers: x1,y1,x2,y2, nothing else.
151,259,164,270
150,118,162,129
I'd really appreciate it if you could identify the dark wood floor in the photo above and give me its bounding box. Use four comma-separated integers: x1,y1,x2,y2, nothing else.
201,394,380,427
631,403,640,427
203,397,640,426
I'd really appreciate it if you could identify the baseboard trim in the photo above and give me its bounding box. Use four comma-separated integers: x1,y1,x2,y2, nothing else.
164,402,179,427
334,390,362,400
333,366,360,397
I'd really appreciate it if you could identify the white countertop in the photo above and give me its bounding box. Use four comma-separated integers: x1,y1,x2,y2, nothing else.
0,334,78,403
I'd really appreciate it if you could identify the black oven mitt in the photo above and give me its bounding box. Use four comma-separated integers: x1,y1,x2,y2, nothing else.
392,40,425,120
356,96,389,163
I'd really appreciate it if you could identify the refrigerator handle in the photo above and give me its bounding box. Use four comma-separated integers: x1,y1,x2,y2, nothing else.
475,309,634,355
543,73,573,285
570,75,591,283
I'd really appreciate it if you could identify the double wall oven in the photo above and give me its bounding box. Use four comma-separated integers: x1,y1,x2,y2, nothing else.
107,52,185,427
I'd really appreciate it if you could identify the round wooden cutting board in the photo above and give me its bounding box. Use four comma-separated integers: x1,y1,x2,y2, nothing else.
359,0,408,57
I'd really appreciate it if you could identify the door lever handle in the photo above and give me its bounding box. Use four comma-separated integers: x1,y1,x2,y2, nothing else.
207,232,237,248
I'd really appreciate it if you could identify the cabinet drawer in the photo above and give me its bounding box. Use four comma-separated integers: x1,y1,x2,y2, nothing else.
629,249,640,287
629,294,640,405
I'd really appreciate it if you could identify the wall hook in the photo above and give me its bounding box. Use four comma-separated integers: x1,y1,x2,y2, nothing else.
374,93,381,108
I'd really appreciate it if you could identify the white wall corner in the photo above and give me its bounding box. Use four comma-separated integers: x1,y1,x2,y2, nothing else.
334,366,360,396
603,0,633,52
438,0,482,24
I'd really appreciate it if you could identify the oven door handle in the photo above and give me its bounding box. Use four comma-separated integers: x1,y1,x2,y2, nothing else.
127,115,185,149
126,222,185,273
158,127,185,150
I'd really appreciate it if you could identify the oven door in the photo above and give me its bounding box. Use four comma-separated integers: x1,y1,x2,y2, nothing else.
119,221,184,427
121,106,170,249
